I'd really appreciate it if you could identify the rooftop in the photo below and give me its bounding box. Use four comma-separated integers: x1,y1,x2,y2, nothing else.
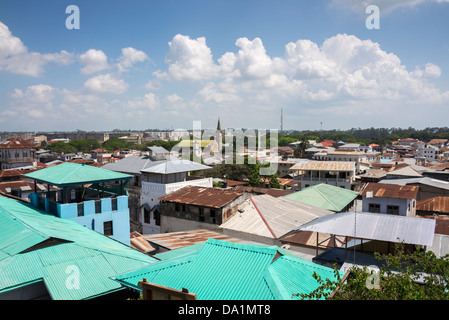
231,185,294,197
112,238,343,300
284,183,358,212
0,196,156,300
360,182,419,200
290,160,355,172
24,162,133,187
417,196,449,214
220,194,333,239
158,186,244,208
295,211,436,247
0,138,37,149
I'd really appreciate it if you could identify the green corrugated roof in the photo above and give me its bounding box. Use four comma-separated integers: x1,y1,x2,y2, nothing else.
113,238,342,300
284,183,358,212
0,196,157,300
23,162,132,187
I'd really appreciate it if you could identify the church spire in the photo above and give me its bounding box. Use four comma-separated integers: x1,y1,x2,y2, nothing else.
217,117,222,132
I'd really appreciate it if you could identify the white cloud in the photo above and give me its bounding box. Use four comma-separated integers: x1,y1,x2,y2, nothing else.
117,47,148,72
79,49,109,75
0,22,75,77
127,92,159,110
84,73,129,94
156,34,219,82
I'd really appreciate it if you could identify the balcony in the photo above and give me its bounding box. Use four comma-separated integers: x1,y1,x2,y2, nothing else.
293,175,352,184
30,188,128,219
0,157,34,164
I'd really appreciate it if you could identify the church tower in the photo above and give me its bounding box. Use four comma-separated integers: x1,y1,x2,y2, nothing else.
216,118,223,155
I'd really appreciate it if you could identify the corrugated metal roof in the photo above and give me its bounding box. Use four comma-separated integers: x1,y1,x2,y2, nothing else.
232,185,294,197
0,138,37,149
141,159,211,174
386,165,423,178
158,186,244,208
142,229,242,251
220,195,334,239
380,177,449,191
360,182,418,199
417,196,449,214
296,211,436,246
0,196,156,299
112,238,342,300
290,160,355,172
102,155,211,175
24,162,132,186
284,183,358,212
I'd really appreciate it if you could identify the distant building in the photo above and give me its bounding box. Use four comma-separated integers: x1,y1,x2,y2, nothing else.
290,160,358,190
0,138,37,170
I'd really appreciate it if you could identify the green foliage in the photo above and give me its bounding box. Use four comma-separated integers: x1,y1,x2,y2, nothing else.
297,244,449,300
102,137,131,152
269,174,280,188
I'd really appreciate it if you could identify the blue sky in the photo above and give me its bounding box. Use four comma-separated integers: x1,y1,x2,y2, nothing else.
0,0,448,132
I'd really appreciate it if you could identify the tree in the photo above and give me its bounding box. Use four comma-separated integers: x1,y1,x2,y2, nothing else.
294,135,309,158
296,244,449,300
269,174,281,189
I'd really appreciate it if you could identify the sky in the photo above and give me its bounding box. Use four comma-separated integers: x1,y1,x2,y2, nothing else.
0,0,448,132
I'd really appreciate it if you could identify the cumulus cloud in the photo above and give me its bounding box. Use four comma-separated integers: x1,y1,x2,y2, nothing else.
0,22,75,77
156,34,219,82
117,47,148,72
79,49,109,75
127,92,159,110
155,33,448,115
84,73,129,94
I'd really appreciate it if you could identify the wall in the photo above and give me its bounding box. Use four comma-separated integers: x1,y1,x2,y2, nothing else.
362,196,415,217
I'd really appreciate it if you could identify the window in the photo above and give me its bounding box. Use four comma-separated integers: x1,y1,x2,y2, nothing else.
103,221,113,236
154,210,160,226
144,208,151,224
368,203,381,213
387,205,400,215
210,209,216,224
198,207,205,222
175,203,180,211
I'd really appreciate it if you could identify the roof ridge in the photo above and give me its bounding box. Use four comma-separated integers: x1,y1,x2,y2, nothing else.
313,185,341,211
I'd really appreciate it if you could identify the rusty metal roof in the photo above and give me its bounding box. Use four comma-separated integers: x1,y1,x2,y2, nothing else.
417,196,449,214
141,229,242,251
417,215,449,236
290,160,355,172
232,185,294,197
361,182,418,199
0,138,37,149
130,231,156,253
158,186,245,208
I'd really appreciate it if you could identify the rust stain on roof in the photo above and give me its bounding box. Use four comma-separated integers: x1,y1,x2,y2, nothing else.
417,196,449,214
361,182,418,200
158,186,244,208
232,185,294,197
290,160,355,172
0,138,37,149
142,229,242,250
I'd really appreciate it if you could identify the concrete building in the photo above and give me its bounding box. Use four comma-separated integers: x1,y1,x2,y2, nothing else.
360,182,418,217
158,186,247,233
290,160,358,190
24,162,133,245
102,154,213,234
0,138,37,170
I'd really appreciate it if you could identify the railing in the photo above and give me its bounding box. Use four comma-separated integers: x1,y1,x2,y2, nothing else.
293,176,352,183
34,193,124,218
0,157,34,164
